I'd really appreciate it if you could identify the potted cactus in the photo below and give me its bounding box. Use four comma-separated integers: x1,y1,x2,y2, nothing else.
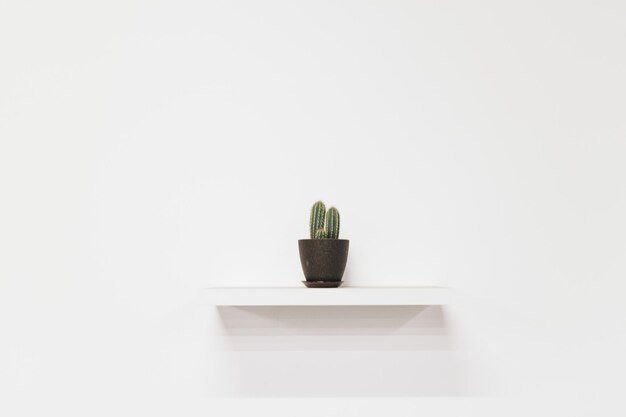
298,201,349,288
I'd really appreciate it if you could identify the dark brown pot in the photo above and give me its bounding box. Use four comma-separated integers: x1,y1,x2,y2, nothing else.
298,239,349,282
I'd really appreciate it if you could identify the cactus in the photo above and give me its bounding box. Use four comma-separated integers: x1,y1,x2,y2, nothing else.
309,201,341,239
326,207,340,239
309,201,326,239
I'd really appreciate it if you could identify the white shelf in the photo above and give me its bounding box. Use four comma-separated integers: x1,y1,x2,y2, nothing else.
204,286,450,306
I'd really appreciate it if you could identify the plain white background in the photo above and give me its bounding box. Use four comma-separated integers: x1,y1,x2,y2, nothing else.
1,0,625,415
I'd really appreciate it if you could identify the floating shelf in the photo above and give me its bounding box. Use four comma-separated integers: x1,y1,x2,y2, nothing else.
204,286,450,306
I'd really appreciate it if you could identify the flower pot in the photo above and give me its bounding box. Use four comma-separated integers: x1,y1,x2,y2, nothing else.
298,239,349,286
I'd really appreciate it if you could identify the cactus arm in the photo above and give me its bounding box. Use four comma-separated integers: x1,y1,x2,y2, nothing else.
314,228,328,239
310,201,326,239
326,207,340,239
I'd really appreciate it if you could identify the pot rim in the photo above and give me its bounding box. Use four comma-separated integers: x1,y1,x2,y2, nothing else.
298,239,349,242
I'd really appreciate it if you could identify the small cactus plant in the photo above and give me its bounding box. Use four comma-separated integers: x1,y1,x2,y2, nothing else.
326,207,340,239
310,200,326,239
309,201,340,239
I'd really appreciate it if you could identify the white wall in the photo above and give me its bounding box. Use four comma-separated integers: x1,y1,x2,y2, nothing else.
1,0,625,415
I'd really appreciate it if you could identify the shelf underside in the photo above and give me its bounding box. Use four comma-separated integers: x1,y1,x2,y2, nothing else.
204,286,450,306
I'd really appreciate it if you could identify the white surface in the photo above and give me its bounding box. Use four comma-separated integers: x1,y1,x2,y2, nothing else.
2,0,626,416
205,286,450,305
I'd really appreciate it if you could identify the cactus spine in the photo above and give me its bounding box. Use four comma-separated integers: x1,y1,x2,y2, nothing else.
308,201,341,239
310,201,326,239
326,207,340,239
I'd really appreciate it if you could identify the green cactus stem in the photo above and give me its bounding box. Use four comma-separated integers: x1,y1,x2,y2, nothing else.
310,201,326,239
314,228,328,239
326,207,340,239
